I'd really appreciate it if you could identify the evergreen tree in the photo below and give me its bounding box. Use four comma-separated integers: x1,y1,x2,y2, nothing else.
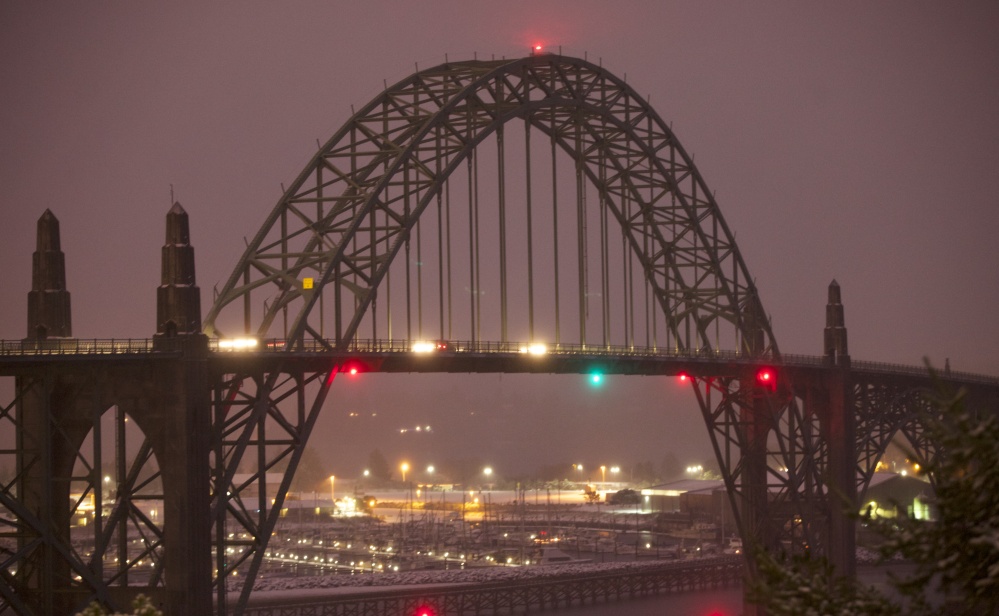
867,385,999,614
749,377,999,615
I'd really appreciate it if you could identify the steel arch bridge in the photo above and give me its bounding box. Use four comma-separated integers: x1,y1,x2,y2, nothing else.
203,54,774,356
202,54,777,612
2,54,998,616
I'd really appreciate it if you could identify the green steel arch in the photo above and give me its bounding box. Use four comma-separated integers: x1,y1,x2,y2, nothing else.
204,54,777,357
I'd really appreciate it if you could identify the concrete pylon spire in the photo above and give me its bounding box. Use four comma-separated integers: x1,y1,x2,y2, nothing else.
26,209,72,339
155,202,202,339
824,279,849,367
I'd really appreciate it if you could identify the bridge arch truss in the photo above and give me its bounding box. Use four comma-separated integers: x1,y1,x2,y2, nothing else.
204,54,774,356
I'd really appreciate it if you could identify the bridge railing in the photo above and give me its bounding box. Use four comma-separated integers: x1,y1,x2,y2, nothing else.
0,338,156,356
259,337,759,360
776,352,997,386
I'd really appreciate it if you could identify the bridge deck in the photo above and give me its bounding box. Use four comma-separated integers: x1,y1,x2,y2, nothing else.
1,338,994,387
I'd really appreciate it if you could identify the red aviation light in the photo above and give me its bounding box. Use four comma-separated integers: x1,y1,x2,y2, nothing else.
756,367,777,391
678,372,690,383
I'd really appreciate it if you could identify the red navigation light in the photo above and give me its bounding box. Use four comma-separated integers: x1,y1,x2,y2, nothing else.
756,367,777,391
678,372,690,383
414,606,435,616
535,44,542,51
342,361,364,376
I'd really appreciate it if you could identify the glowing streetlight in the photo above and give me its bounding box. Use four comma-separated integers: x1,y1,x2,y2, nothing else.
483,466,493,477
427,465,435,474
401,462,409,483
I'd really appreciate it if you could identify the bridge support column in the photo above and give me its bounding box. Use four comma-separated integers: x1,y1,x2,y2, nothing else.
818,369,857,579
739,369,780,616
821,279,856,579
16,210,81,614
146,336,212,614
152,202,212,614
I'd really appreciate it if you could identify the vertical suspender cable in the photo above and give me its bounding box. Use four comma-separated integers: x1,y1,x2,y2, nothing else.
340,125,351,343
630,139,638,349
622,150,630,345
669,139,677,352
446,163,453,340
550,101,561,346
647,208,655,351
713,199,720,352
644,160,651,350
417,177,424,341
405,165,413,341
575,114,587,348
733,205,740,353
380,188,388,342
473,141,482,344
525,116,535,341
600,149,609,349
690,149,699,350
622,215,629,348
467,153,476,342
414,88,423,342
243,268,251,336
436,130,445,340
628,197,635,349
280,209,288,338
316,163,324,340
498,122,508,342
378,110,388,342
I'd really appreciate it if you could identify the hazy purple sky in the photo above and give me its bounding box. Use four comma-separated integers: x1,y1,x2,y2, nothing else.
2,3,997,478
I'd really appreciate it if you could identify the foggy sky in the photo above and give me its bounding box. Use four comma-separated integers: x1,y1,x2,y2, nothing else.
2,2,997,479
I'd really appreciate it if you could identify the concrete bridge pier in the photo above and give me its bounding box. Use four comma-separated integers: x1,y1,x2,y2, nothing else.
821,280,857,579
16,209,80,614
14,206,213,615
